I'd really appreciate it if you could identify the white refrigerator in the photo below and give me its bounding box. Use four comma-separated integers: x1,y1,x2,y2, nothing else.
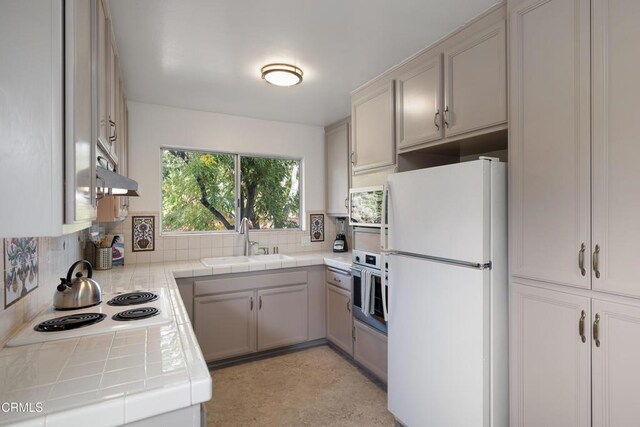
383,158,508,427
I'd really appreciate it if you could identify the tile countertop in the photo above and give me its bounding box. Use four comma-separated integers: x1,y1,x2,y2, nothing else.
0,251,352,426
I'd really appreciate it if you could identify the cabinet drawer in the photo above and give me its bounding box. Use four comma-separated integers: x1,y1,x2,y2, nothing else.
326,267,350,291
354,320,388,382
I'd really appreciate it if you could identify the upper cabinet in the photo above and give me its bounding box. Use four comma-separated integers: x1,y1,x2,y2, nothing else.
65,0,97,227
509,0,591,289
0,0,98,237
97,0,109,153
349,5,507,179
591,0,640,299
351,81,396,174
443,20,506,137
97,0,126,169
325,119,350,216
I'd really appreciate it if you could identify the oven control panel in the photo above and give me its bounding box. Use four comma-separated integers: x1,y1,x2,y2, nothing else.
352,249,381,269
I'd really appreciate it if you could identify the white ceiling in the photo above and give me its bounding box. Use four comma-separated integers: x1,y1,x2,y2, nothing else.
109,0,501,126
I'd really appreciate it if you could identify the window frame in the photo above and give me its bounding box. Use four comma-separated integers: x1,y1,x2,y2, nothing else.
160,146,303,235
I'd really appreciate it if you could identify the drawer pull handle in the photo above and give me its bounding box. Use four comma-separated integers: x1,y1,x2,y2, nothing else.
434,109,440,130
347,299,351,313
579,310,586,343
259,296,262,310
250,297,253,311
593,313,601,348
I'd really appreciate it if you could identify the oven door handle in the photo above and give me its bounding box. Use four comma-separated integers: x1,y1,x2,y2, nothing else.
381,263,389,322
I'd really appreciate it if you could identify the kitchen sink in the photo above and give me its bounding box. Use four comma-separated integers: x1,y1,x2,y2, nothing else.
249,254,294,262
201,256,251,267
201,254,294,267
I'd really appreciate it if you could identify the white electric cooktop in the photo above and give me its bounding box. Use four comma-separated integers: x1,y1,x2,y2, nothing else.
6,288,173,347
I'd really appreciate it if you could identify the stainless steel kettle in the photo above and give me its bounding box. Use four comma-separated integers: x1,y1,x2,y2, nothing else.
54,260,102,310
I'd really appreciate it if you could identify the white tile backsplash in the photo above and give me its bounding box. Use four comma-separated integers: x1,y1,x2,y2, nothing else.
101,211,340,265
0,232,83,346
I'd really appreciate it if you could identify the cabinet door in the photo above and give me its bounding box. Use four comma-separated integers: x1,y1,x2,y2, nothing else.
510,283,591,427
64,0,96,225
444,20,506,137
353,320,387,382
592,300,640,426
351,81,395,173
509,0,591,289
108,40,119,162
396,54,443,149
326,284,353,356
257,285,308,351
0,1,64,237
592,0,640,298
326,122,350,216
194,291,256,361
96,0,109,150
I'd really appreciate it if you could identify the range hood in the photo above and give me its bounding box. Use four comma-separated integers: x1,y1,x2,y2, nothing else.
96,166,139,197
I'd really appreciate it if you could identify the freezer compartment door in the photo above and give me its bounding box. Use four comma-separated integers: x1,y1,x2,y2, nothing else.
387,159,491,263
387,254,490,426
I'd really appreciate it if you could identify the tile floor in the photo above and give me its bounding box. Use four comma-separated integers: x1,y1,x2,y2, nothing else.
206,345,398,426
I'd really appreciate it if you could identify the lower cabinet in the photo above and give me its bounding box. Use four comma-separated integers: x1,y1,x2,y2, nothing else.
190,267,325,363
592,299,640,426
194,291,257,362
511,282,640,427
326,283,353,356
353,320,388,382
257,285,308,351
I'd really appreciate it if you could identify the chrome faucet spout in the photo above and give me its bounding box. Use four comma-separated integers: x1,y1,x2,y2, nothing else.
240,217,251,255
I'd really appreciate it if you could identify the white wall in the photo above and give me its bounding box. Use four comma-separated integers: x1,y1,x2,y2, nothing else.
127,102,326,217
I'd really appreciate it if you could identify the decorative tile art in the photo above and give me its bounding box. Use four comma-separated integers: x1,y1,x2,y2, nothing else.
310,214,324,242
132,216,155,252
112,234,125,265
4,237,39,308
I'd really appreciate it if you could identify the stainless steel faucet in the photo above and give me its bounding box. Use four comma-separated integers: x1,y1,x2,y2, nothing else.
239,217,258,256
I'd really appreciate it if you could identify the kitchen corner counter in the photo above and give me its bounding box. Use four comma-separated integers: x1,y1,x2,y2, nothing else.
0,251,351,426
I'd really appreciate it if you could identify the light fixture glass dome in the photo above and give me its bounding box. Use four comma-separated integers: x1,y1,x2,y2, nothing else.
261,63,303,87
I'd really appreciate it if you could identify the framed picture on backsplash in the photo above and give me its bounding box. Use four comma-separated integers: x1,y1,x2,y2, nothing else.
112,234,125,265
4,237,39,308
310,214,325,242
132,216,155,252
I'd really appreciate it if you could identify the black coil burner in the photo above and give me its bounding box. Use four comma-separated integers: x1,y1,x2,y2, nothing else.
107,291,159,306
112,307,160,321
34,313,107,332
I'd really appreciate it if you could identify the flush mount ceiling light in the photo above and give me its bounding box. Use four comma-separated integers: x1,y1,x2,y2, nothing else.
261,63,303,87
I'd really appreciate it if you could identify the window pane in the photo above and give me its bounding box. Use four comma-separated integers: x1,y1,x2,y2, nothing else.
240,156,300,229
161,149,236,232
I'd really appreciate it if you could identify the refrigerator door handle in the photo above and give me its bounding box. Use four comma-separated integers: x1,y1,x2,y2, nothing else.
380,183,388,250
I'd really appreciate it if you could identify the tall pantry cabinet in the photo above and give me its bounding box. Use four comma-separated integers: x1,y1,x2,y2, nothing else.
509,0,640,425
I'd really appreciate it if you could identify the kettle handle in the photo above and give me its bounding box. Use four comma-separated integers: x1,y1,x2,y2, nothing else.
66,260,94,283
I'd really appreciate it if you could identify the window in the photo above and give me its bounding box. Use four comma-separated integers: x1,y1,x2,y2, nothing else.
161,148,301,233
